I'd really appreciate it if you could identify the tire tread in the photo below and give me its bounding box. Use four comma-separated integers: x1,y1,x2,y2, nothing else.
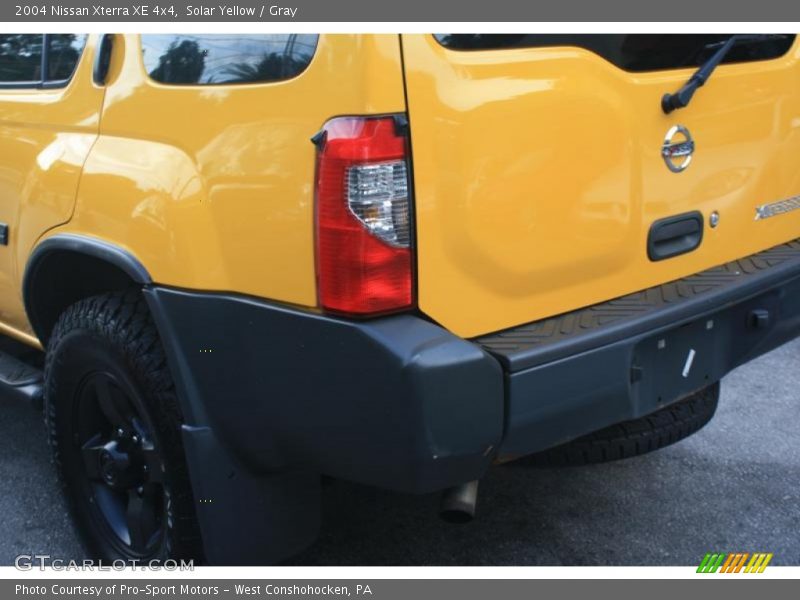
525,383,720,467
44,288,204,561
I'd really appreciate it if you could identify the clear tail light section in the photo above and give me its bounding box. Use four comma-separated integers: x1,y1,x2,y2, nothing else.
315,115,414,315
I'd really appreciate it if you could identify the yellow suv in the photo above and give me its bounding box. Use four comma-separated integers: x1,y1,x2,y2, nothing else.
1,33,799,564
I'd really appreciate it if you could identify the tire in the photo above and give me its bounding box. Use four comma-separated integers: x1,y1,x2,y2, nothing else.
522,383,720,467
44,289,203,563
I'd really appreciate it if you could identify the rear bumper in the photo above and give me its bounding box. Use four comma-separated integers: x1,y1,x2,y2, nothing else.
479,238,800,458
146,289,505,495
147,238,800,491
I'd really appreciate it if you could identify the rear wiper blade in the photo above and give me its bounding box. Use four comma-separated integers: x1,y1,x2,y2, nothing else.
661,34,787,114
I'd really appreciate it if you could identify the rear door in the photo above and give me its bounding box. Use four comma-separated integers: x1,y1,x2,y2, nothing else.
0,34,101,339
401,34,800,338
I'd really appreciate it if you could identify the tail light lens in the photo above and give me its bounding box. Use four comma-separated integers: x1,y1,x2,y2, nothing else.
315,116,413,315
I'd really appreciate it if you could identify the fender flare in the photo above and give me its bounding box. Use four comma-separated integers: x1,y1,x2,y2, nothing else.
22,234,152,343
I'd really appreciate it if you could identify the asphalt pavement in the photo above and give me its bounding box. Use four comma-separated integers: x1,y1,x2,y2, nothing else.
1,339,798,566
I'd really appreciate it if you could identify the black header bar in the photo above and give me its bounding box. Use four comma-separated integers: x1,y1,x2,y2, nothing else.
3,0,800,22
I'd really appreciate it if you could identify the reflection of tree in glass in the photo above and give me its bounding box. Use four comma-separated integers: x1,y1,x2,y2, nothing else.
48,34,84,80
436,34,528,50
149,39,207,84
0,34,43,81
222,51,308,83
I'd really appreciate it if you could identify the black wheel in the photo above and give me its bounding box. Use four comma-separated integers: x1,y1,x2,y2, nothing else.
45,289,203,563
520,383,720,467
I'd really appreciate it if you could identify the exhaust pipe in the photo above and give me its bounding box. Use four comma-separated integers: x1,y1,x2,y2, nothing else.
439,480,479,524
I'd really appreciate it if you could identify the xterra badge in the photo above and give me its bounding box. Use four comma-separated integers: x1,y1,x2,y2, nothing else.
755,195,800,220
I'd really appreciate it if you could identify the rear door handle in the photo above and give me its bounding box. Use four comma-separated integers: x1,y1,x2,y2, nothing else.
647,211,704,261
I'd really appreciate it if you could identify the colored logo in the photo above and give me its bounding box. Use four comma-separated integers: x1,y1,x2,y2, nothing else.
697,552,773,573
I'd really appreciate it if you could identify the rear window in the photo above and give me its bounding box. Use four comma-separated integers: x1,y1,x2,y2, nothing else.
141,34,319,85
434,34,796,72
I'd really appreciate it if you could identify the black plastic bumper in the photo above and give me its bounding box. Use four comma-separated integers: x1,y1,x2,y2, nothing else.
144,238,800,562
146,289,505,493
145,289,504,563
477,238,800,458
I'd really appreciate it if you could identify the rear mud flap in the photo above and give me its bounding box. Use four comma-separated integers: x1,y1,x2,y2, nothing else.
181,425,320,565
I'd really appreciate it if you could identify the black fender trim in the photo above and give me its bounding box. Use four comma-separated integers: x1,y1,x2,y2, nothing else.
23,234,152,342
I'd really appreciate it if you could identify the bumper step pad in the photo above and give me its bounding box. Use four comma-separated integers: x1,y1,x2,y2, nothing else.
476,239,800,371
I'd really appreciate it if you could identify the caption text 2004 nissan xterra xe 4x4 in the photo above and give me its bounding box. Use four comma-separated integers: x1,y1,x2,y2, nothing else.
0,33,798,564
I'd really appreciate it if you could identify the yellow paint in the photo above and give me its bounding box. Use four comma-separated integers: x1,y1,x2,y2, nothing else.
402,35,800,337
0,34,405,345
52,34,406,311
0,34,103,338
4,34,800,346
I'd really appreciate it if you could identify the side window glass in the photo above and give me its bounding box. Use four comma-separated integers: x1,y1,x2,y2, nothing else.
0,35,43,83
46,34,88,82
141,34,319,85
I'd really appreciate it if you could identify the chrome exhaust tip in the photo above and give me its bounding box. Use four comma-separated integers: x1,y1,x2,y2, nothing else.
439,480,479,524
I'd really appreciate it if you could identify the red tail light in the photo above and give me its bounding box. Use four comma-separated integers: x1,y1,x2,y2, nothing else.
315,116,414,315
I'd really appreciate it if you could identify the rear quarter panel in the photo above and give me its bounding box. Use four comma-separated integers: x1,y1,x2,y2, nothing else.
47,33,407,308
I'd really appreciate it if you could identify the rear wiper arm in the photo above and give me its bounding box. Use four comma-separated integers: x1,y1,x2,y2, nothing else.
661,34,785,114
